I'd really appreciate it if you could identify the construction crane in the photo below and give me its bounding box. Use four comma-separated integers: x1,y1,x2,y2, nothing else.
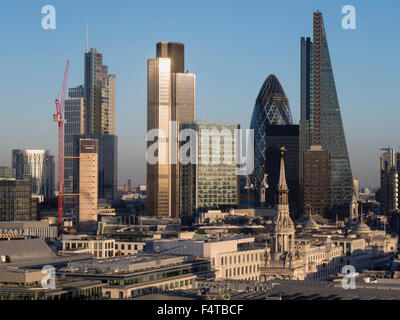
53,60,69,236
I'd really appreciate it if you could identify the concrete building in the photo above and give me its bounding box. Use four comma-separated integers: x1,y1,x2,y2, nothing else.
59,254,211,299
78,139,98,233
145,236,265,281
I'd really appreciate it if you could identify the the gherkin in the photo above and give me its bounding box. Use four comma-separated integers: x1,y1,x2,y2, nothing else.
250,75,293,188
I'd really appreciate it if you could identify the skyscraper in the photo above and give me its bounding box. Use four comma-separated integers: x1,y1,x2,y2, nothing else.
78,139,98,233
250,74,293,203
263,125,299,218
380,148,399,215
300,12,353,214
147,42,195,218
179,121,239,217
64,86,85,212
12,149,55,198
84,48,116,135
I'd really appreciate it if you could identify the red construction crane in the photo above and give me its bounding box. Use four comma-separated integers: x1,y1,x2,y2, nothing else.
53,60,69,236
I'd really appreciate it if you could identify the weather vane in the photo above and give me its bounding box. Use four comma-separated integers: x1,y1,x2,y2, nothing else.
280,146,287,156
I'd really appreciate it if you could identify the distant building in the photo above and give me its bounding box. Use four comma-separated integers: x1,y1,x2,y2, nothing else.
12,149,55,198
78,139,98,233
0,176,37,221
0,167,14,178
0,220,57,240
380,148,399,215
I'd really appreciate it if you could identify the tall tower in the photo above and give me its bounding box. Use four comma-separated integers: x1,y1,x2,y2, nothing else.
270,148,295,261
84,48,116,135
310,11,353,212
147,42,195,218
78,139,98,234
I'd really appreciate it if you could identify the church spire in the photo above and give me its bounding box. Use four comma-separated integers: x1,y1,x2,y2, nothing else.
278,147,288,191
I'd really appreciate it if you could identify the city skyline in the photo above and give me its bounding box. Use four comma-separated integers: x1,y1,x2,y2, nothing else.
1,1,399,188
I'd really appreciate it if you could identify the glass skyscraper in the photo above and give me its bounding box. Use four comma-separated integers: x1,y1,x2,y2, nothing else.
300,11,353,213
250,74,293,196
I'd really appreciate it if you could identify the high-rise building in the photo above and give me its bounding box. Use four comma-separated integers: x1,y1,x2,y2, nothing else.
250,74,293,202
64,86,85,212
0,175,37,221
12,149,55,198
300,12,353,214
147,42,195,218
299,36,313,215
78,139,98,233
303,145,329,217
262,125,299,218
73,134,117,201
380,148,399,215
84,48,116,135
179,121,239,217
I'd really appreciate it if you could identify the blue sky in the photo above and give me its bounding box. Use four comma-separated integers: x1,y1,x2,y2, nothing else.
0,0,399,188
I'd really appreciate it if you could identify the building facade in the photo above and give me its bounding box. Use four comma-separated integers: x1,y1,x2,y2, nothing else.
179,121,239,217
84,48,116,135
64,86,85,212
12,149,55,198
147,42,195,218
0,176,37,221
250,74,293,201
78,139,98,233
380,148,399,215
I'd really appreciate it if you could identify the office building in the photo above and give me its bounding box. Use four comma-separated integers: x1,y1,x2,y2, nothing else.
64,85,85,212
0,175,37,221
78,139,98,233
147,42,195,218
311,11,353,211
179,121,239,217
84,48,116,135
380,148,399,215
250,74,293,198
303,145,329,217
72,134,117,202
12,149,55,198
262,125,299,218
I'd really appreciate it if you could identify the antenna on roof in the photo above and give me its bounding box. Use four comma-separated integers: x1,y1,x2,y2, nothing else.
85,24,89,53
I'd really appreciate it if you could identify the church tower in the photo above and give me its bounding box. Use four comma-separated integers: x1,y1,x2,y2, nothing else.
349,192,359,225
270,147,295,260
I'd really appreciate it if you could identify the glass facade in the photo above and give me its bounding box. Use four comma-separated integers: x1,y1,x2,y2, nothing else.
179,121,239,217
64,87,85,212
12,150,55,198
263,125,299,218
250,74,293,195
0,176,37,221
312,12,353,211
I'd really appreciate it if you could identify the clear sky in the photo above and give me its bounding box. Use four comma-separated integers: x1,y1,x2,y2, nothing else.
0,0,399,188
